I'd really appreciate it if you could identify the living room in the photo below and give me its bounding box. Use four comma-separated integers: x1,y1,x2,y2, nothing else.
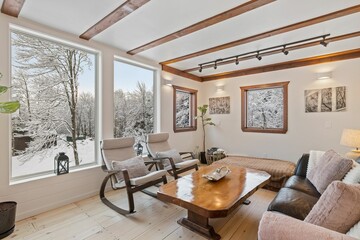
0,0,360,239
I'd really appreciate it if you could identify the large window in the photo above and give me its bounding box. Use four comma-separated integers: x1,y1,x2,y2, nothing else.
173,85,197,132
11,28,98,179
113,60,155,148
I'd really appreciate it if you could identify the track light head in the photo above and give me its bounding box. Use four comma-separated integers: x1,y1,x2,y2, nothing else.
235,57,239,65
214,61,217,70
199,65,202,73
282,46,289,55
320,37,328,47
256,52,262,61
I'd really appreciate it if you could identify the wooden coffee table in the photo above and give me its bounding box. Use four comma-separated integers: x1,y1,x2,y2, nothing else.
157,165,270,239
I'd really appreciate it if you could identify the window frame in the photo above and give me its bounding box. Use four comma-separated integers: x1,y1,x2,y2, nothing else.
9,25,100,181
172,85,197,133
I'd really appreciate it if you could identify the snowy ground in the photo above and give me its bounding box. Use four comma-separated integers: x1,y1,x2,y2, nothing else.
12,138,95,178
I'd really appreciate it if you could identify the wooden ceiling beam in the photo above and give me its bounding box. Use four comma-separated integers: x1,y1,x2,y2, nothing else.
161,65,203,82
127,0,275,55
161,4,360,65
1,0,25,17
80,0,150,40
201,48,360,81
184,31,360,72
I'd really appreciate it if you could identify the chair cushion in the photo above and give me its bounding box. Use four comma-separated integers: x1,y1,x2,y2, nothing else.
130,170,166,186
343,161,360,184
112,156,149,182
156,149,183,167
305,181,360,233
174,159,199,169
147,132,169,143
308,149,353,194
267,188,319,220
284,176,320,198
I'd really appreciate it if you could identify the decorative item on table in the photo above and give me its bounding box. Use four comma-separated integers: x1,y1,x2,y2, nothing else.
54,152,69,175
202,166,231,181
134,141,143,156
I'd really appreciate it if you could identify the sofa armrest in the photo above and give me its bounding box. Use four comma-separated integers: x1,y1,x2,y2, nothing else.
294,153,309,177
258,212,356,240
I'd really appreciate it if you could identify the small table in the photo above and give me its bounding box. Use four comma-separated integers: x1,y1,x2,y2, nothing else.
157,165,270,239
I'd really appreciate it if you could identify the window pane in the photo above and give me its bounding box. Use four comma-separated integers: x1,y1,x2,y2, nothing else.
176,90,191,128
11,30,97,178
114,61,154,150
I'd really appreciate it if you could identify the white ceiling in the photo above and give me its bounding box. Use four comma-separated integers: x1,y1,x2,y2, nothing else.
6,0,360,78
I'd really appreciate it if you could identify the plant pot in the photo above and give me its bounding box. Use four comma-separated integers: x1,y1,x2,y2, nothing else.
200,152,207,164
0,201,17,239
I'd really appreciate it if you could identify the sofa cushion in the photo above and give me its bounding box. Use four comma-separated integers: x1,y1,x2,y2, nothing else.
308,149,353,194
284,176,321,198
267,188,319,220
306,150,325,176
305,181,360,233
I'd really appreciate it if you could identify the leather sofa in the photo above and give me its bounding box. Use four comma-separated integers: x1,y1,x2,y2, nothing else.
267,153,320,220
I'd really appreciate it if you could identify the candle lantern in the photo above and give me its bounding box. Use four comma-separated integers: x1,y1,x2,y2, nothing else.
135,142,143,156
54,152,69,175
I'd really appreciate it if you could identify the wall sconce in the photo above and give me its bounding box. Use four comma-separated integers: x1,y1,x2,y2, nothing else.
162,79,173,86
216,85,225,92
316,71,332,80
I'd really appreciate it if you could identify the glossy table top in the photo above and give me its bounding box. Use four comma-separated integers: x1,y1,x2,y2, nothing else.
157,165,270,218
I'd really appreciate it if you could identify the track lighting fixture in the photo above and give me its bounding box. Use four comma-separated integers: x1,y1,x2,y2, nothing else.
195,33,330,73
320,36,328,47
282,45,289,55
256,51,262,61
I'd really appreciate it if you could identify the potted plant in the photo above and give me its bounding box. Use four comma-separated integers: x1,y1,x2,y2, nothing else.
196,104,215,164
0,72,19,239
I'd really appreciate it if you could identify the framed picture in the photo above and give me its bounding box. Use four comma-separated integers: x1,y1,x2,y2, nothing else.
240,81,289,134
305,86,346,112
209,96,230,114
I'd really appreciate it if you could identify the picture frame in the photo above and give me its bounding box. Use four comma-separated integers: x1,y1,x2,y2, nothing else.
209,96,230,114
240,81,289,134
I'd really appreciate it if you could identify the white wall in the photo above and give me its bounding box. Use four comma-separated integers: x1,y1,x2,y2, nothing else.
202,58,360,162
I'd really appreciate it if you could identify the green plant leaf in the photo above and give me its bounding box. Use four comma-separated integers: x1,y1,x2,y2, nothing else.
0,85,9,94
0,101,20,113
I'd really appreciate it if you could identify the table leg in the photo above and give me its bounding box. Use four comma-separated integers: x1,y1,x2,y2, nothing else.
177,210,221,240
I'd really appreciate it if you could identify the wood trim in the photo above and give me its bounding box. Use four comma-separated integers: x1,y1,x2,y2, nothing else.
185,31,360,72
162,65,203,82
1,0,25,17
240,81,289,134
172,85,198,133
203,48,360,81
161,4,360,65
80,0,150,40
127,0,275,55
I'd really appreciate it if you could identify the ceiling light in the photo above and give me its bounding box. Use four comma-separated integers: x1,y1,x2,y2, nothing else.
320,36,328,47
316,71,332,80
235,57,239,65
199,64,202,73
256,51,262,61
282,46,289,55
214,61,217,70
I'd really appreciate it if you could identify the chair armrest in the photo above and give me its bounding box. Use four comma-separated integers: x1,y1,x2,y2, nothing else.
258,212,356,240
294,153,309,177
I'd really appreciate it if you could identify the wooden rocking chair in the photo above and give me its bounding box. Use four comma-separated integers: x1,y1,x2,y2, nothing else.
146,133,199,179
100,137,167,215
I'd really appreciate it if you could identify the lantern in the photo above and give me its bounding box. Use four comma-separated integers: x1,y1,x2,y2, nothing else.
135,142,143,156
54,152,69,175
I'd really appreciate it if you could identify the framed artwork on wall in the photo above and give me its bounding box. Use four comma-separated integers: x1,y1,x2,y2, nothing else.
240,81,289,134
209,96,230,114
305,86,346,113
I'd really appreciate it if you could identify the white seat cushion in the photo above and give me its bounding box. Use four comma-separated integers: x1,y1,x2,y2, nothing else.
174,159,199,169
130,170,167,186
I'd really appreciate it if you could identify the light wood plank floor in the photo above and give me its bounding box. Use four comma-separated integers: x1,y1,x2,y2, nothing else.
6,187,276,240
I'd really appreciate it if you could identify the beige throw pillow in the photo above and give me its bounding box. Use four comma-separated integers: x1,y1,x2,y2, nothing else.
112,156,149,182
304,181,360,233
156,149,183,167
308,149,353,194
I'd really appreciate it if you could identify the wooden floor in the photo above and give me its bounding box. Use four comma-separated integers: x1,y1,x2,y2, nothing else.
6,187,276,240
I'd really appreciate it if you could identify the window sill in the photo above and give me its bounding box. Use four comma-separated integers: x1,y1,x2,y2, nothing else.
10,163,102,186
